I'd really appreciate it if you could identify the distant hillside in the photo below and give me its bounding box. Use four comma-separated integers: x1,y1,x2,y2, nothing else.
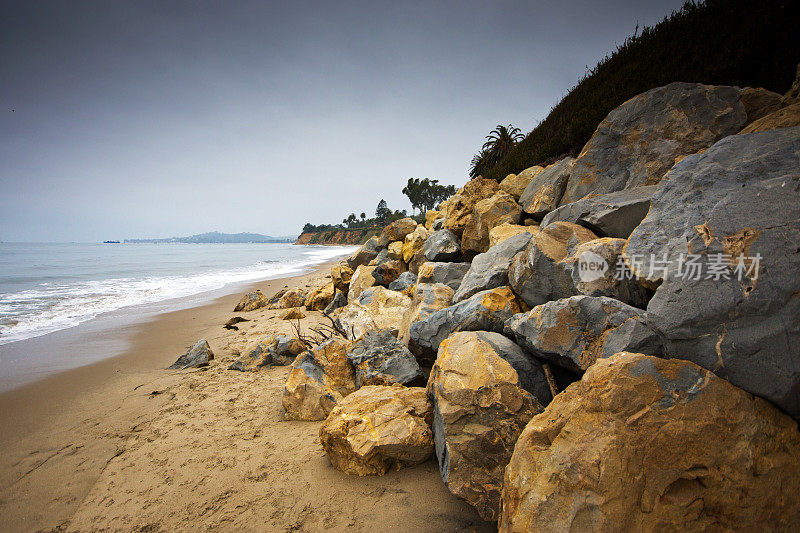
483,0,800,180
125,232,296,244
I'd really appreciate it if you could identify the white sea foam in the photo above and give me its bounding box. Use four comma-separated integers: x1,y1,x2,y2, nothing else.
0,245,358,346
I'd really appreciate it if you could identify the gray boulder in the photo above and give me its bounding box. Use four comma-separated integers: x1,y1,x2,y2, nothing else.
272,334,307,366
508,221,597,308
625,126,800,420
424,229,461,262
541,185,657,238
346,330,424,387
371,259,407,287
505,295,658,373
519,157,575,218
416,261,471,291
388,271,417,292
169,339,214,369
561,82,750,205
347,236,381,269
323,290,347,314
409,286,521,365
453,232,533,303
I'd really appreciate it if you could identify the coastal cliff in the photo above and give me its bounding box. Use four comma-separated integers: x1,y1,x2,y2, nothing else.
295,228,376,246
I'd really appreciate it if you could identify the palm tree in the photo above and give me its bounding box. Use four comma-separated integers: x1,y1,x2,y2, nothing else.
470,124,524,179
469,148,492,179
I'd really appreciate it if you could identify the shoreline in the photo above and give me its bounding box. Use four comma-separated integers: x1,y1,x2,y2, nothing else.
0,261,334,530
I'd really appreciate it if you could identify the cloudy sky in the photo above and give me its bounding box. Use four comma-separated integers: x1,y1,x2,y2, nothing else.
1,0,684,242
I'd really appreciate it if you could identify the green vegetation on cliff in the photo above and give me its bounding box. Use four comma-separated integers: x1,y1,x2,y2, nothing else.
478,0,800,181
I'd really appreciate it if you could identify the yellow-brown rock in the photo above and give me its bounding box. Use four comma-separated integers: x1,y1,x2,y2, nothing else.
500,352,800,532
462,190,523,255
443,178,500,237
279,307,306,320
331,262,354,293
739,101,800,134
305,282,335,311
424,210,441,230
739,87,783,124
277,287,307,309
337,287,411,340
378,217,418,246
319,386,433,476
233,290,269,312
282,338,357,421
488,223,537,248
347,265,376,301
402,225,430,263
387,241,403,260
427,331,543,521
499,165,544,200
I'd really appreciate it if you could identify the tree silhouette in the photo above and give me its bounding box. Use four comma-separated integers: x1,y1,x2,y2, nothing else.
470,125,523,179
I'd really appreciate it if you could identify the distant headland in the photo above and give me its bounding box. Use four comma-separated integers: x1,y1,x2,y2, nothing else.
123,231,296,244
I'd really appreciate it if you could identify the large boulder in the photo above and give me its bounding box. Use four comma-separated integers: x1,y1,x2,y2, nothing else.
738,87,783,123
424,210,441,230
416,261,470,291
500,352,800,532
564,238,650,307
561,82,753,204
277,288,307,309
271,334,307,366
378,217,417,247
462,190,523,256
347,265,376,301
409,286,521,364
168,339,214,370
488,223,536,248
453,232,533,303
346,330,423,387
423,229,461,262
508,221,597,308
233,290,269,312
505,295,659,373
331,262,354,293
347,236,381,269
371,259,407,287
387,271,417,292
541,185,657,239
442,178,501,236
428,332,544,521
624,127,800,419
387,241,404,260
499,165,544,201
337,287,411,340
228,335,275,371
282,338,357,421
518,158,575,217
398,282,454,346
305,282,335,311
402,224,430,263
319,386,434,476
739,101,800,134
280,307,306,320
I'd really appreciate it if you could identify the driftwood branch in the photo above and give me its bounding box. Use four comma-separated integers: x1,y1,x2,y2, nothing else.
541,363,560,399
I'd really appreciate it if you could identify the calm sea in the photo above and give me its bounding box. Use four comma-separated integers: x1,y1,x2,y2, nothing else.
0,242,357,389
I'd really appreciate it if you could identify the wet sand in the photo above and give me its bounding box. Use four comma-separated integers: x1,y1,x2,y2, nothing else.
0,261,490,532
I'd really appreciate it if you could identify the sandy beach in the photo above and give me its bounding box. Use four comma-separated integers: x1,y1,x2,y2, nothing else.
0,261,490,532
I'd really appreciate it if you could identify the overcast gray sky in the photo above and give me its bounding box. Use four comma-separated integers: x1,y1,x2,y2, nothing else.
1,0,685,242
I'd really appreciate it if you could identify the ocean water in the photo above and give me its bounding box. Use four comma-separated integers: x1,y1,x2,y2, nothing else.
0,242,357,347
